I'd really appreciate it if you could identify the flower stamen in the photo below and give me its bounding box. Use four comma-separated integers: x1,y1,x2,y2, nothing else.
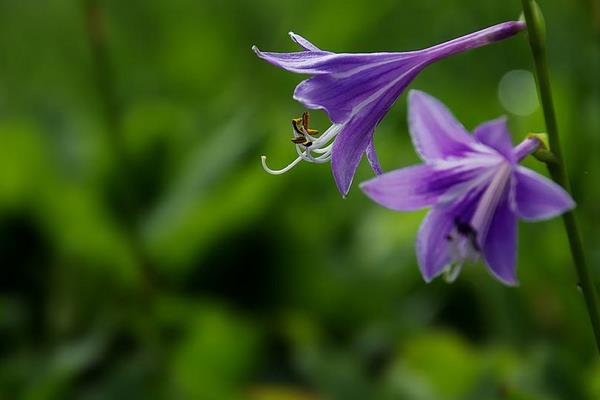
291,112,320,147
442,217,482,281
443,262,463,283
454,217,481,252
261,112,343,175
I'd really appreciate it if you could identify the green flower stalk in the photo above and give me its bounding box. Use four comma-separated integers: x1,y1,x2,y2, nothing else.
520,0,600,352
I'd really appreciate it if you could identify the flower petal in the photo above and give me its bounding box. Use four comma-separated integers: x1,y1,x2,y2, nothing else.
253,45,407,77
365,138,382,175
361,165,440,210
288,32,321,51
513,166,575,221
252,47,335,74
473,117,514,161
331,65,427,196
482,195,518,285
417,209,453,282
418,183,488,282
408,90,476,161
360,161,487,211
293,54,420,123
331,121,373,197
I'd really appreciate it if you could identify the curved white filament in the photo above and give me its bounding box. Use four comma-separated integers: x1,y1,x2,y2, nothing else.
261,155,303,175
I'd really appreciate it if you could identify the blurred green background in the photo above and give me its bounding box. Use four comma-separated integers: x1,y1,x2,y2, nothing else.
1,0,600,399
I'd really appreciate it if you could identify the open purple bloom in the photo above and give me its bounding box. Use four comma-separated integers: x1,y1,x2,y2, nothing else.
360,91,575,285
253,21,525,196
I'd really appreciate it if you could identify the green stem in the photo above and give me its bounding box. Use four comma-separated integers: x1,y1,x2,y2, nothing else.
521,0,600,352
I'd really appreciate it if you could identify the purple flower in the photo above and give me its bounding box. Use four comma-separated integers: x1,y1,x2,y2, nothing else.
360,91,575,285
253,21,525,196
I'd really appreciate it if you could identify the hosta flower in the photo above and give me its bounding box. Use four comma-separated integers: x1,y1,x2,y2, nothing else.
253,21,525,196
360,91,574,285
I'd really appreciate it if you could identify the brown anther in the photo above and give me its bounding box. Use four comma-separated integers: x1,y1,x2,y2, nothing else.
291,137,307,144
290,112,320,145
292,118,303,135
302,112,310,129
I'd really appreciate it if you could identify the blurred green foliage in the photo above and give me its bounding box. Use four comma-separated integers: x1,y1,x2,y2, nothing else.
1,0,600,399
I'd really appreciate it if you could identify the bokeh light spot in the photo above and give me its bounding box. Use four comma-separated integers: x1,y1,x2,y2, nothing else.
498,69,539,116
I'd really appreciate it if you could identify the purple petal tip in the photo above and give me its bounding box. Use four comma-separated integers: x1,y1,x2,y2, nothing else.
336,175,352,198
358,181,374,199
252,45,269,62
408,89,429,103
491,272,520,287
421,265,444,283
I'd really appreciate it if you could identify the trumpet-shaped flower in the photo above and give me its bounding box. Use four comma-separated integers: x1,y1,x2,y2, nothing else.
253,21,525,196
360,91,575,285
